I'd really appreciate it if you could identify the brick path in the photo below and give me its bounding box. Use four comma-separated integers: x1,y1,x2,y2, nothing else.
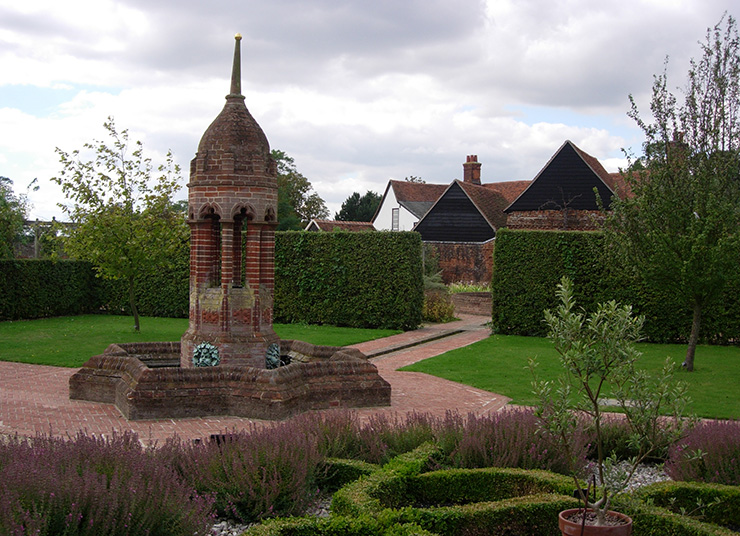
0,315,509,444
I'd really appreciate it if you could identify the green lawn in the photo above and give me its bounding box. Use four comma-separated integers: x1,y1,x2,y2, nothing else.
0,315,400,368
400,334,740,420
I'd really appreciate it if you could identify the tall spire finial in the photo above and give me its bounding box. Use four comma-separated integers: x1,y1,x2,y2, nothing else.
230,33,242,96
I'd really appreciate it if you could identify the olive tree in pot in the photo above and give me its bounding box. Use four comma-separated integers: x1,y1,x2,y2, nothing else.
531,277,692,535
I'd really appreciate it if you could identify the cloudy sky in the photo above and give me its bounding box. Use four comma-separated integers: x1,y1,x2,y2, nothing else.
0,0,733,220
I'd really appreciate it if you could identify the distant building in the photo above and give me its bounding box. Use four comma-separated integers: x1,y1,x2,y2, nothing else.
372,181,448,231
504,140,628,231
304,219,376,232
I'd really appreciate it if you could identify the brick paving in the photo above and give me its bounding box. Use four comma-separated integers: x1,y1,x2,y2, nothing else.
0,314,509,444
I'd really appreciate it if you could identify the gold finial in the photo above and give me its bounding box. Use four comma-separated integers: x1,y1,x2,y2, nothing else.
235,33,242,41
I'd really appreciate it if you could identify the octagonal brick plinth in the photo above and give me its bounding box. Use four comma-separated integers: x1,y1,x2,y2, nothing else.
69,341,391,421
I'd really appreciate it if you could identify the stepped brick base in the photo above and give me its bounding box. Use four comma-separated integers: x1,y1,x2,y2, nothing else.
70,341,390,421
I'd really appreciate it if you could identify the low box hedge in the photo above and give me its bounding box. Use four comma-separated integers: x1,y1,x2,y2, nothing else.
250,443,740,536
318,458,379,493
405,467,575,506
634,481,740,530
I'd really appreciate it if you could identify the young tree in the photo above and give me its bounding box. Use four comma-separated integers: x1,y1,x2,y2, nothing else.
605,14,740,371
335,191,381,221
52,118,186,332
271,149,328,229
0,176,30,258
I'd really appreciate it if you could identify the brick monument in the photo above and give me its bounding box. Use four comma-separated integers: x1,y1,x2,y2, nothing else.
180,34,279,368
69,35,391,420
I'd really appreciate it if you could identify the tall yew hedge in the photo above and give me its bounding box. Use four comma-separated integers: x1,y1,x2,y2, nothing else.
491,229,740,343
0,260,102,320
274,231,423,330
1,232,424,331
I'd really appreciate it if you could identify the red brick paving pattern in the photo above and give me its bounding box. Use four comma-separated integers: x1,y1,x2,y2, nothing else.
0,315,509,444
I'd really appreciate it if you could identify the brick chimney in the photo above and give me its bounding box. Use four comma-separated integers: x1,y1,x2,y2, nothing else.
463,155,481,185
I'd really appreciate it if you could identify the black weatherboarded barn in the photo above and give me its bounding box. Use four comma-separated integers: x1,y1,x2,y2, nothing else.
414,181,509,242
504,140,617,214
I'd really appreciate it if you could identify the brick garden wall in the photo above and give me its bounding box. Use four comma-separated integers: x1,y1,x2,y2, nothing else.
450,292,492,317
506,210,605,231
426,240,494,285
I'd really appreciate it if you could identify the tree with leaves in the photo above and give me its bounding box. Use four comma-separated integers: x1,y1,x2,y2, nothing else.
0,176,30,258
335,191,381,222
604,14,740,371
271,149,328,230
52,118,187,331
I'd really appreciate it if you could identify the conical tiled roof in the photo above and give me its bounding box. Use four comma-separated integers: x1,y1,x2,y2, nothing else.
190,35,276,189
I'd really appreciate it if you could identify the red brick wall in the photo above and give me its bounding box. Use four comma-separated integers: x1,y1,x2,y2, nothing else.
506,210,605,231
450,292,492,316
426,240,494,285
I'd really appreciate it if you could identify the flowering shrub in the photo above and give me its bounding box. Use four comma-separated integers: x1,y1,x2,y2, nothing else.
0,432,214,536
160,424,322,523
666,420,740,485
288,409,580,473
448,281,491,294
422,290,456,323
447,408,588,475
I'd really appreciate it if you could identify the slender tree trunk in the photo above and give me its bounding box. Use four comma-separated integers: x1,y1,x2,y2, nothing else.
128,276,140,332
683,302,702,372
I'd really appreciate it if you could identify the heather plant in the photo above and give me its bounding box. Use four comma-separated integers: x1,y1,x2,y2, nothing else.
357,412,439,463
0,432,214,536
299,411,440,465
161,424,323,523
446,408,587,474
666,420,740,485
292,410,367,460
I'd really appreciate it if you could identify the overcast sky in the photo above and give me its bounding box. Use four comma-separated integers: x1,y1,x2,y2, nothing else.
0,0,733,220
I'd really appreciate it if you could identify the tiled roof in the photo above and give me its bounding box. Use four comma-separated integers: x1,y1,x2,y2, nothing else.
604,172,634,199
456,180,509,230
305,220,376,232
389,180,449,219
390,180,448,203
483,180,531,204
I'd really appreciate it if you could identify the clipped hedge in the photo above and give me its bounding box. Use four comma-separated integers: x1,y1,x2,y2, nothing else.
98,246,190,319
2,231,424,330
318,458,379,493
635,481,740,530
613,494,738,536
247,515,440,536
491,229,740,343
330,443,580,536
274,231,423,331
405,467,575,506
0,260,102,320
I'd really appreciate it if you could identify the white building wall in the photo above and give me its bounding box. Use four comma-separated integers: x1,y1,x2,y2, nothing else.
373,189,419,231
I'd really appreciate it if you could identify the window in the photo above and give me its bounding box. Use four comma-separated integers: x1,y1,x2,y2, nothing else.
392,208,399,231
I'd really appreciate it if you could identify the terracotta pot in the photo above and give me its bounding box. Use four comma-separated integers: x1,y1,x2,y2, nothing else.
558,509,632,536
